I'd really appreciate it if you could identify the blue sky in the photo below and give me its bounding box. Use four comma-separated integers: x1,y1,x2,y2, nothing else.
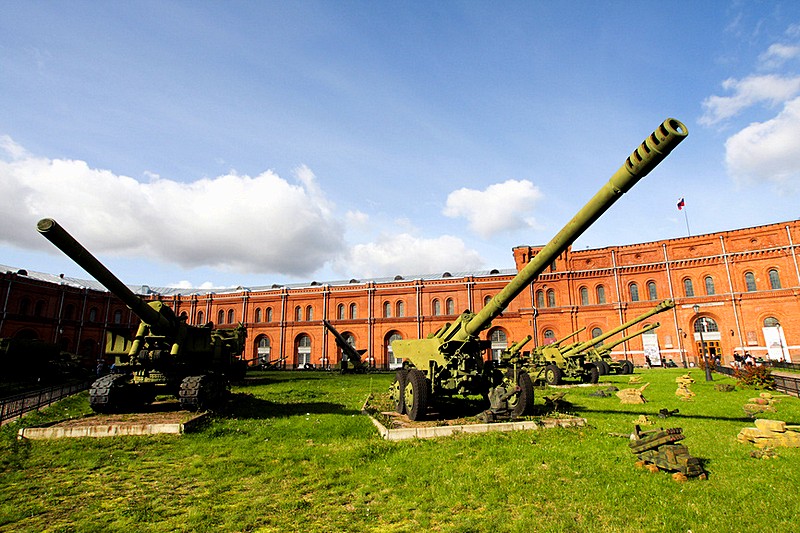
2,1,800,289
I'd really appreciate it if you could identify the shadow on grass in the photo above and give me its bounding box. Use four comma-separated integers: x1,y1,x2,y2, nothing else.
221,392,360,419
569,405,756,423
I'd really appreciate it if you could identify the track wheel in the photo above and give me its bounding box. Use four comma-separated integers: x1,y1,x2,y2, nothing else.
403,369,428,421
544,364,562,386
389,369,408,414
179,375,226,411
89,374,133,413
508,371,535,417
582,364,600,384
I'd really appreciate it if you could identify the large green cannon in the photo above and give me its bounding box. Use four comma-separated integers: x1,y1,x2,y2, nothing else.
37,218,247,413
389,119,688,420
532,299,675,384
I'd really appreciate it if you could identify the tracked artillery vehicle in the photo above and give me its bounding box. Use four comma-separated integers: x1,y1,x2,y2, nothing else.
389,118,688,420
532,300,675,384
37,218,248,413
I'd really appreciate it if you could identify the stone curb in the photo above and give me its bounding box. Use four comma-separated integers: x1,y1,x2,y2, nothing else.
17,412,209,440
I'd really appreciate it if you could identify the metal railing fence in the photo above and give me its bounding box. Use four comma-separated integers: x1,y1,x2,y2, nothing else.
0,380,91,426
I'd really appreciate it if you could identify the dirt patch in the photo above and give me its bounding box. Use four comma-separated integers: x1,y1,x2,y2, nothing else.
50,401,197,428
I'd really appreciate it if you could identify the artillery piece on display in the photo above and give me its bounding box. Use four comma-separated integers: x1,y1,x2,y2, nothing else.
389,118,688,421
531,300,675,384
322,319,368,373
37,218,248,413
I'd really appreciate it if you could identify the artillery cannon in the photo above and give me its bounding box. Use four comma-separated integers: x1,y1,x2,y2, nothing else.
532,300,675,384
322,319,368,373
37,218,247,413
587,322,661,375
389,118,688,420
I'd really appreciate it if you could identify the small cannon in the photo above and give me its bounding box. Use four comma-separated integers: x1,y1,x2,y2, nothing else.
322,319,368,373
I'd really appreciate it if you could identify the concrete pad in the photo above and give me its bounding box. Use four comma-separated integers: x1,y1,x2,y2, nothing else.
17,411,208,440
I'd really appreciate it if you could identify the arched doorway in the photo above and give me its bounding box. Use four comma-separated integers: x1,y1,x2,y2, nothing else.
296,334,312,369
256,336,272,366
386,331,403,369
693,316,720,365
489,328,508,361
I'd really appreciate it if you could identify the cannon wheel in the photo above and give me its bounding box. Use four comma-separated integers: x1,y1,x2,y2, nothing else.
507,371,535,417
544,365,562,386
389,369,408,414
403,369,428,421
624,360,635,374
582,364,600,384
89,373,132,413
594,361,607,375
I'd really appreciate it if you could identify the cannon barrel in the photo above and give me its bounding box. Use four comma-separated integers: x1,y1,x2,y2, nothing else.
37,218,173,331
563,299,674,356
458,119,687,340
595,322,661,353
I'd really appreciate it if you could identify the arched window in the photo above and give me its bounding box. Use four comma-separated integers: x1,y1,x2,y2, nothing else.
266,307,273,322
296,334,311,367
694,316,718,333
745,272,757,292
227,309,235,324
337,304,345,320
257,337,271,365
34,300,45,317
546,289,556,307
395,301,404,317
218,310,225,324
683,278,694,297
432,299,442,316
255,308,262,323
64,304,74,320
490,329,507,361
383,301,391,318
305,305,313,321
764,316,780,327
705,276,715,295
349,303,357,319
536,290,545,308
596,285,606,304
89,307,98,322
579,287,589,306
483,295,492,307
446,298,455,315
113,310,123,324
591,327,603,347
543,329,556,344
19,298,30,315
769,269,781,289
295,306,302,321
629,283,639,302
647,281,657,301
197,310,204,324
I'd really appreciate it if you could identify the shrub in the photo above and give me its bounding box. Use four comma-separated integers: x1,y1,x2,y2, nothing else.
734,365,775,390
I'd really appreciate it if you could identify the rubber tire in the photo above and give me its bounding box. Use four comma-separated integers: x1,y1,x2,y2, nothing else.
595,361,607,376
583,365,600,384
624,360,635,374
403,369,428,421
544,365,562,386
509,371,535,417
390,369,408,414
601,360,611,375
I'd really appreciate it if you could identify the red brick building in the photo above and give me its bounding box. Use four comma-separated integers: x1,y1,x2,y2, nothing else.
3,219,799,369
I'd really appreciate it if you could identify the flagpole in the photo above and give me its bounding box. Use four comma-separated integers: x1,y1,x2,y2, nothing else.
683,205,691,236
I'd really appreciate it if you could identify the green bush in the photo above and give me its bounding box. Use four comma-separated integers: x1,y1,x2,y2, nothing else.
734,365,775,389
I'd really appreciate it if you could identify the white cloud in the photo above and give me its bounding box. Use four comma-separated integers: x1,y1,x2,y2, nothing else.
724,96,800,191
443,179,543,239
699,74,800,126
336,233,484,278
758,43,800,70
0,138,346,277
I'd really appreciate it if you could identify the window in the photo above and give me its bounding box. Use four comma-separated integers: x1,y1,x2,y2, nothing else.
446,298,455,315
579,287,589,306
490,329,508,361
257,337,271,365
704,276,715,295
543,329,555,343
383,301,391,318
64,304,74,320
255,308,262,323
19,298,30,315
266,307,273,322
432,299,441,316
745,272,757,292
388,332,403,369
694,316,718,333
647,281,657,301
395,301,404,317
197,310,204,324
349,303,357,319
296,334,311,367
89,307,98,322
536,290,545,308
596,285,606,304
218,310,225,324
629,283,639,302
306,305,313,321
769,269,781,289
683,278,694,297
34,300,45,317
295,306,302,321
337,304,345,320
546,289,556,308
113,310,123,324
549,260,557,272
228,309,235,324
764,317,780,327
592,327,603,347
483,295,492,307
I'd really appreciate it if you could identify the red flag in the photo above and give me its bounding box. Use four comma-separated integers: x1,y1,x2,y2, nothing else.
677,197,685,210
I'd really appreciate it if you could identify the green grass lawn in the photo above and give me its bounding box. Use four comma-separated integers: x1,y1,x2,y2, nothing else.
2,369,799,533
